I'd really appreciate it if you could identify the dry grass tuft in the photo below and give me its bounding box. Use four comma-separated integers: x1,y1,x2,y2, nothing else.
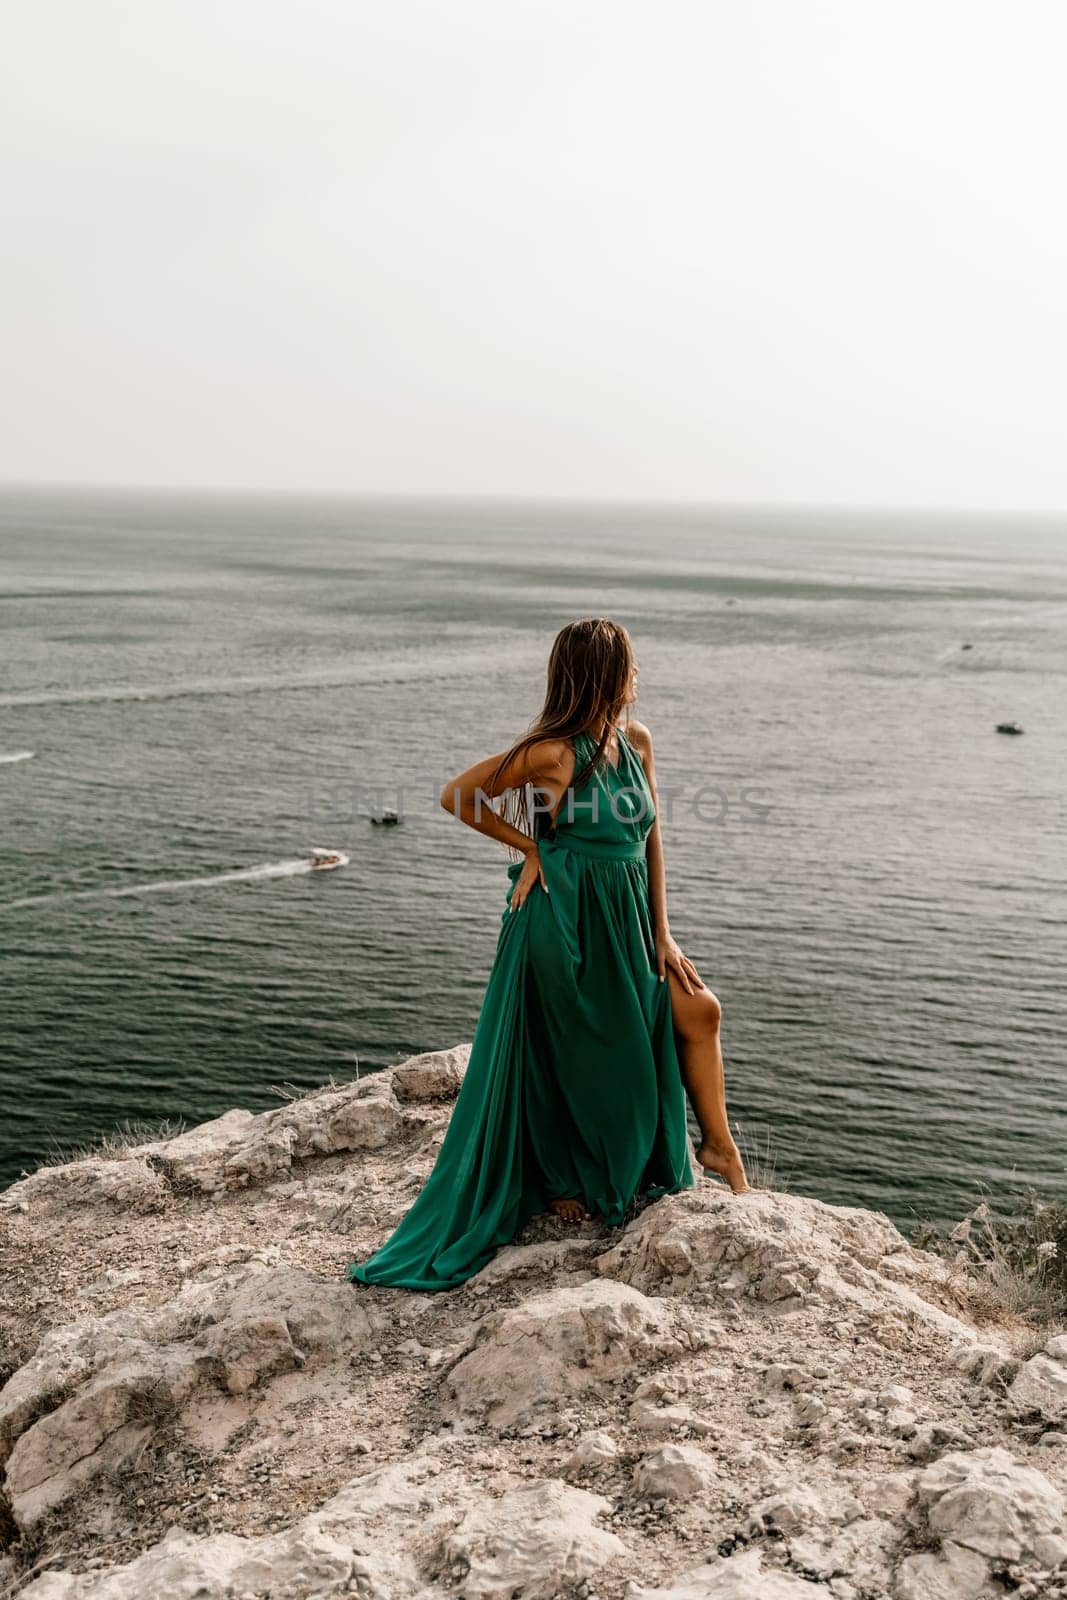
36,1119,186,1169
734,1120,787,1193
913,1187,1067,1326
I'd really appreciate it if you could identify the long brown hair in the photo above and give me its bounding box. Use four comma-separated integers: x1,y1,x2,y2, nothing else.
491,618,635,840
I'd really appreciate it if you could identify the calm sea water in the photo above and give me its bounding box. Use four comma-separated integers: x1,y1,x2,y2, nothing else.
1,489,1064,1226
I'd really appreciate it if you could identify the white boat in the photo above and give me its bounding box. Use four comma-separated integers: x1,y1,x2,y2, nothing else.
309,847,349,871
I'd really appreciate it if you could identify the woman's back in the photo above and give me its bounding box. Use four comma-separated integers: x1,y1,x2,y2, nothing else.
537,726,655,855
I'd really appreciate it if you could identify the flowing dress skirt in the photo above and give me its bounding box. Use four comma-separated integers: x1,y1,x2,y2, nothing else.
347,731,695,1291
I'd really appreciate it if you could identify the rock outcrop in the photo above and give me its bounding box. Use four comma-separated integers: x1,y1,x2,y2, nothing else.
0,1044,1064,1599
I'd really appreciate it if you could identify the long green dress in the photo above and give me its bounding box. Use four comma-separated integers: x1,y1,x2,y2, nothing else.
346,726,695,1292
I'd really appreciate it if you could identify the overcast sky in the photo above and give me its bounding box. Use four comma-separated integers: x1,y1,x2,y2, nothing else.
3,2,1066,509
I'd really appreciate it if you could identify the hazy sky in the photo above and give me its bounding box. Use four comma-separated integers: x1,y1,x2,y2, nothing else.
3,2,1066,508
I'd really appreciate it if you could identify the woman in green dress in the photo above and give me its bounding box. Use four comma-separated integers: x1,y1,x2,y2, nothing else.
347,618,748,1292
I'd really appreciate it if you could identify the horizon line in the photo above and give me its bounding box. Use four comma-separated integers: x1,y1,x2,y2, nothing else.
1,479,1066,522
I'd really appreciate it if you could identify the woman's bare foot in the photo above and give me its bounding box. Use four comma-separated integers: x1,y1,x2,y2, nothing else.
549,1197,589,1223
696,1141,751,1194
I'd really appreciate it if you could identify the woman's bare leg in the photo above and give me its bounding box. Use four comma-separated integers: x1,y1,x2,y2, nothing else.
667,978,750,1193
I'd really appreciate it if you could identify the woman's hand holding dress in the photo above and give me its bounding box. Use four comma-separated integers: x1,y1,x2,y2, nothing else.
510,846,548,912
655,929,703,993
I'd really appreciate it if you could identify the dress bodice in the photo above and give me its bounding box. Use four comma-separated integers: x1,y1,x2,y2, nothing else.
538,726,655,856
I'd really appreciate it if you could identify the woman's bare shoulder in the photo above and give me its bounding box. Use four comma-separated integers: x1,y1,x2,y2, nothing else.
525,734,573,776
625,718,654,753
488,734,572,788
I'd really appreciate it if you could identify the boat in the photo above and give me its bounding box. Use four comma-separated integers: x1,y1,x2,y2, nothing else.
370,809,402,827
309,847,349,870
995,722,1024,736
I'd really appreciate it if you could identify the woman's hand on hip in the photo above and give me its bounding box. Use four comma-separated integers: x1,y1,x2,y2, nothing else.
510,846,548,912
656,929,703,992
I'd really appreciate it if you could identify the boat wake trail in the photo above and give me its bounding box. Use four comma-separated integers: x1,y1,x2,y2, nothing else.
0,750,35,765
0,859,315,913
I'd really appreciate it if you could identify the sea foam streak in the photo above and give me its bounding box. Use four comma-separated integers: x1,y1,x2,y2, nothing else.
0,646,543,708
0,750,34,764
0,859,316,912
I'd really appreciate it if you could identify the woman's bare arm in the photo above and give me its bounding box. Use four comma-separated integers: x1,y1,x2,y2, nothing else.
439,737,572,857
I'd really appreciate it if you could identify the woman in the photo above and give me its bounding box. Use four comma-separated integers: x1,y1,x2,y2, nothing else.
347,618,748,1292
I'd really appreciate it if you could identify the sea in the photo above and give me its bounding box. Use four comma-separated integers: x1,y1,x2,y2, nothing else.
1,488,1064,1229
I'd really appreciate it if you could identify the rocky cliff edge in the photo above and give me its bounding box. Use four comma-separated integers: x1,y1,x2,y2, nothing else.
1,1046,1065,1600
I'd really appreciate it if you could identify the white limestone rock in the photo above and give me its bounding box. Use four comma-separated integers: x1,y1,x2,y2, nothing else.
793,1393,829,1426
595,1188,976,1342
216,1264,367,1357
19,1455,452,1599
19,1459,454,1593
855,1469,916,1518
906,1419,973,1460
629,1398,717,1436
137,1109,257,1193
134,1071,418,1194
20,1524,360,1600
746,1483,830,1535
745,1476,873,1588
633,1443,718,1499
762,1362,810,1392
219,1079,406,1188
784,1518,899,1592
0,1155,167,1215
626,1547,827,1598
946,1340,1019,1389
6,1346,204,1527
916,1446,1065,1563
442,1478,628,1600
195,1313,298,1395
265,1077,404,1160
310,1453,454,1593
0,1310,159,1460
1009,1335,1067,1423
0,1257,268,1464
444,1278,699,1429
894,1539,992,1600
221,1123,296,1187
390,1043,471,1100
564,1430,620,1476
467,1236,604,1290
16,1530,256,1600
1,1264,371,1528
